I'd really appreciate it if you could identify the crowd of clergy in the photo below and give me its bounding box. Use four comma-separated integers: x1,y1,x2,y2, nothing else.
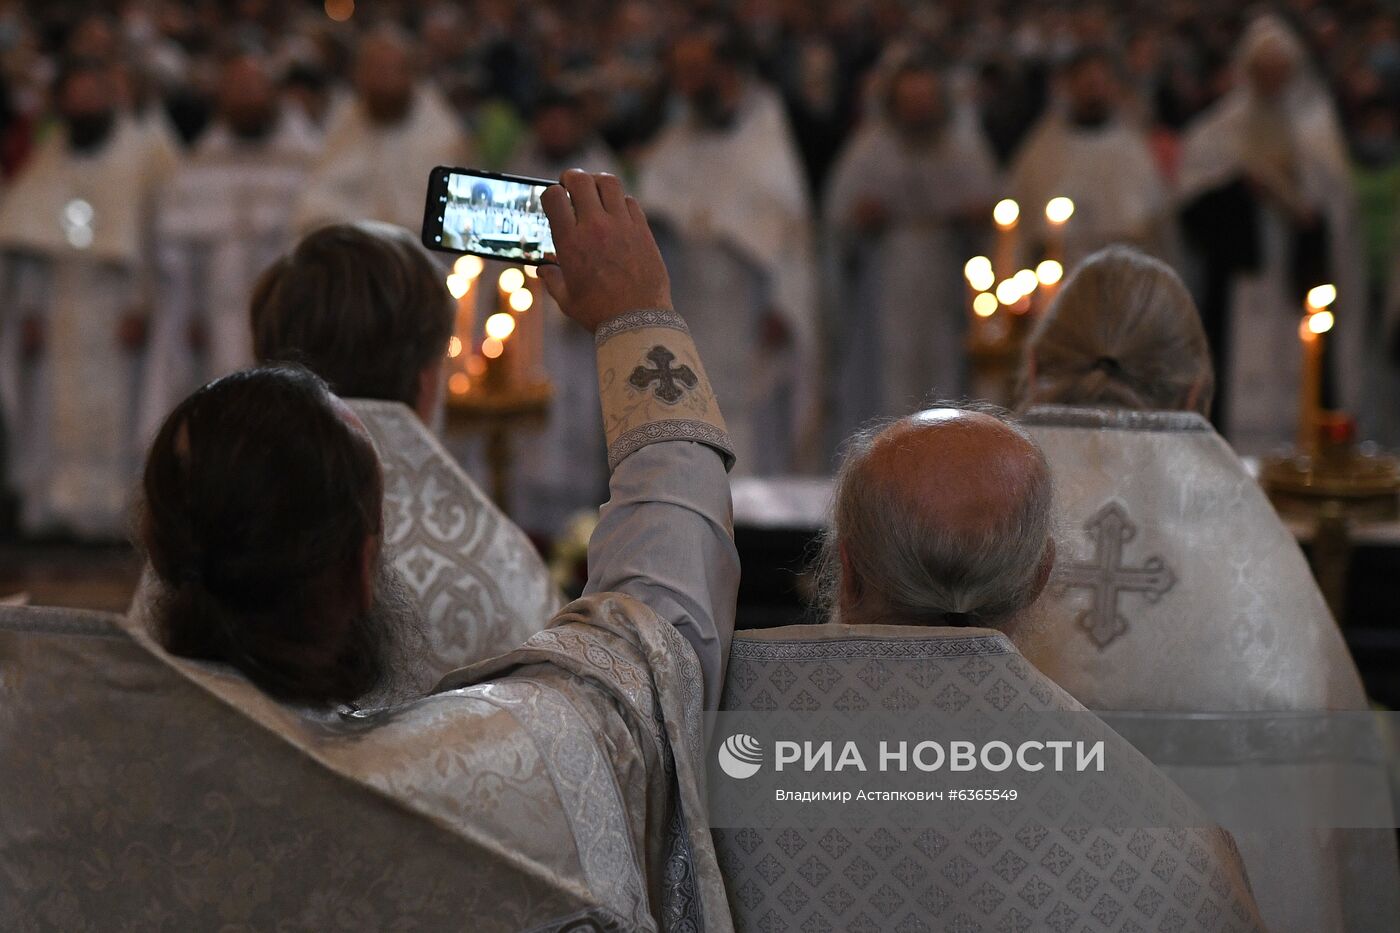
3,1,1400,539
1,3,1399,931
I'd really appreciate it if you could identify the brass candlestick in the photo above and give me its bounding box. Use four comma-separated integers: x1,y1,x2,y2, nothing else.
1262,284,1400,618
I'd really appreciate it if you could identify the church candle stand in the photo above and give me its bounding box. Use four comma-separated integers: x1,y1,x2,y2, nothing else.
443,262,552,515
1262,285,1400,620
964,198,1072,406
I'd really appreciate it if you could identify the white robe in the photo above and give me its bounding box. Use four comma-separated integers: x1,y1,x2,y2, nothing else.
142,111,320,441
825,120,999,434
1179,90,1364,455
1020,405,1398,933
349,398,560,674
1008,113,1170,268
639,85,820,475
717,623,1268,931
0,118,177,537
504,139,621,535
294,85,470,233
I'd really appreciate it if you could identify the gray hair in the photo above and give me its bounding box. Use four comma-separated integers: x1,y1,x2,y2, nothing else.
1020,246,1214,416
815,401,1055,628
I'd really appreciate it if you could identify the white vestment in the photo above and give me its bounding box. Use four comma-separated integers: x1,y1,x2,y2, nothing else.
825,120,999,433
142,112,320,440
294,85,469,233
0,118,177,537
2,597,732,931
1020,405,1399,933
350,399,559,676
87,405,738,929
127,398,560,676
504,139,621,535
717,623,1266,931
639,85,820,474
1178,75,1364,455
1008,113,1170,268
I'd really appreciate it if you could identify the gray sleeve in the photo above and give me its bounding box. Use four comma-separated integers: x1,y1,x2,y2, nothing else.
583,440,738,709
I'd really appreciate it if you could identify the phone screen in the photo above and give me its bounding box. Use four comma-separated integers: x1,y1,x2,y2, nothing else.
422,167,556,265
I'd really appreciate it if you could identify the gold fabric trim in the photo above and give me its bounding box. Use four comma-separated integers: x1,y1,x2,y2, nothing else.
595,309,735,471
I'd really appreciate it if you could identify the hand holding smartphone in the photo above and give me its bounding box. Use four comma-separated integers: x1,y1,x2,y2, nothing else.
421,167,556,265
424,167,669,330
534,169,671,332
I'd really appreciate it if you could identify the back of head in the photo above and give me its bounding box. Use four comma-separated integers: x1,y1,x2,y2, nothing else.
819,404,1055,629
250,221,453,412
138,365,390,706
1022,246,1214,415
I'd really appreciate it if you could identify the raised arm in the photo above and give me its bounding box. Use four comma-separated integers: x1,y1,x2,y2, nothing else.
539,170,739,708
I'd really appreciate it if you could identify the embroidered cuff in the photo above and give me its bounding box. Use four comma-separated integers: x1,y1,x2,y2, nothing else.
595,308,736,472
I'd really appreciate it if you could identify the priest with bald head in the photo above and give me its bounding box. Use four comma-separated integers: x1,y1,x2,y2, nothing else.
716,404,1266,930
819,406,1054,629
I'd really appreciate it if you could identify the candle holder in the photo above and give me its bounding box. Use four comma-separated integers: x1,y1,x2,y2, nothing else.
962,198,1072,406
443,261,553,514
1261,283,1400,619
1261,417,1399,621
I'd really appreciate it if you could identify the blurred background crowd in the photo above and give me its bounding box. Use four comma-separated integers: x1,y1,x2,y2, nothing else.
4,0,1400,199
2,0,1400,548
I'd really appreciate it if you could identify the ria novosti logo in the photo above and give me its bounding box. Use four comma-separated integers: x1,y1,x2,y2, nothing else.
716,734,1106,780
718,733,764,779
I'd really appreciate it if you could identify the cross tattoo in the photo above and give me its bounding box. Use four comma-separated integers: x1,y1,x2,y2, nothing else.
628,345,698,404
1054,501,1176,650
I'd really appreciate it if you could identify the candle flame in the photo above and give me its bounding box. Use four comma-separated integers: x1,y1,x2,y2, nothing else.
995,279,1023,306
993,199,1020,228
1307,310,1334,335
448,372,470,395
498,267,526,294
1036,259,1064,286
972,292,998,317
509,288,534,312
964,256,996,292
1305,284,1337,310
523,264,539,279
485,312,516,340
1013,268,1038,295
481,337,504,359
454,255,485,279
445,273,470,300
447,336,463,358
466,355,487,377
1045,197,1075,225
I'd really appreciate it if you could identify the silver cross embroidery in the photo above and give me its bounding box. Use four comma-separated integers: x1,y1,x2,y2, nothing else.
628,345,697,404
1055,501,1176,650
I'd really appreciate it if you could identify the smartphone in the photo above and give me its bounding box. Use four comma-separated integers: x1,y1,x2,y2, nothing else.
422,166,556,265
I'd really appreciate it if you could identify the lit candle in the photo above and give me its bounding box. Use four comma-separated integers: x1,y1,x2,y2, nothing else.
484,267,530,390
510,278,543,386
481,334,508,392
1044,197,1074,264
964,256,996,341
992,199,1019,280
446,255,483,396
1036,259,1064,305
1298,284,1336,458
